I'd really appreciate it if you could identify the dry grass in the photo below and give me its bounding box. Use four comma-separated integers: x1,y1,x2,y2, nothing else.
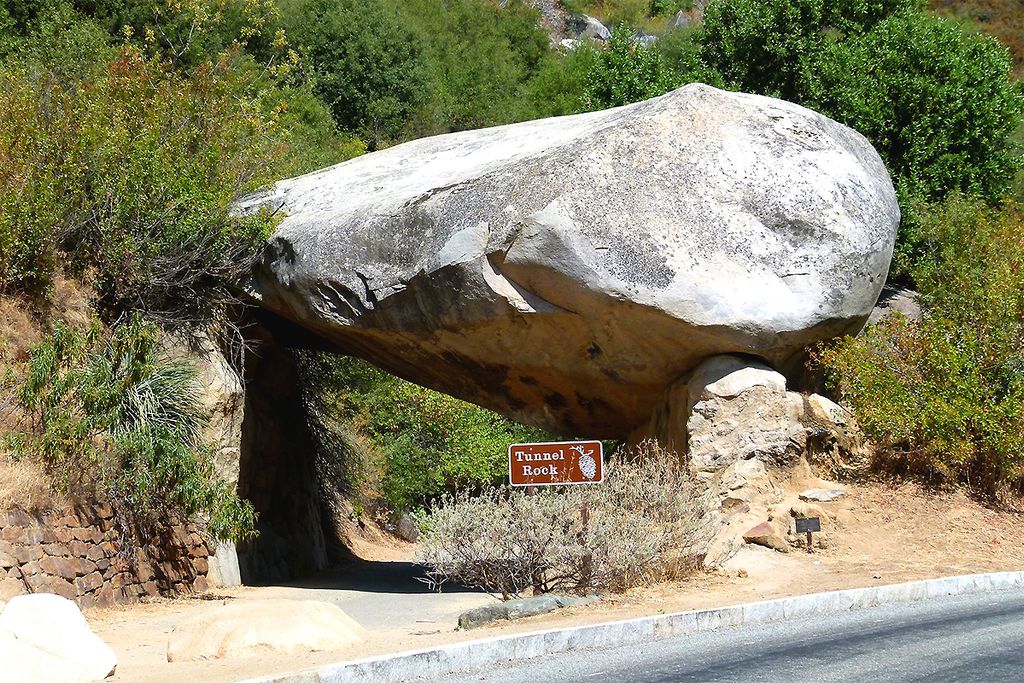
0,454,63,512
0,296,40,366
417,442,715,598
0,273,95,367
46,273,96,330
0,278,96,514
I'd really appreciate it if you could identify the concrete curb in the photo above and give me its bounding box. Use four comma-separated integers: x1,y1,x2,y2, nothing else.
240,571,1024,683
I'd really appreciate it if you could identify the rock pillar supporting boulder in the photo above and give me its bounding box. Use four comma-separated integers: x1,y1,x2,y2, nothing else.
236,325,329,583
638,354,805,471
638,354,867,566
684,355,806,472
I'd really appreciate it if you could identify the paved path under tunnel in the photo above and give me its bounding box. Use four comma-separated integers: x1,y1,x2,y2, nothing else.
248,556,496,632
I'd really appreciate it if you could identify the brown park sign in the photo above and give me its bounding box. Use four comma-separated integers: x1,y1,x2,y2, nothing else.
508,440,603,487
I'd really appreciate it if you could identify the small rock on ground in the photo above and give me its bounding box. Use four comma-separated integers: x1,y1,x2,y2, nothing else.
799,488,846,503
459,594,599,630
396,513,420,542
742,520,790,554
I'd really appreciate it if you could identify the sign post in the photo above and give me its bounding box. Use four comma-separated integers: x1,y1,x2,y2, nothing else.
580,501,592,587
795,516,821,554
508,440,604,593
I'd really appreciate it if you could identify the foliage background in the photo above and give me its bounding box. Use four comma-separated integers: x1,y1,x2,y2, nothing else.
2,0,1024,531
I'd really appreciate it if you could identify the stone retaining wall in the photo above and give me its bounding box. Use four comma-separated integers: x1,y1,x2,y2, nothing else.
0,505,211,609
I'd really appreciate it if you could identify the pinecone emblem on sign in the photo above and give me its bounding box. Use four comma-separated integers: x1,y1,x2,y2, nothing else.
572,445,598,480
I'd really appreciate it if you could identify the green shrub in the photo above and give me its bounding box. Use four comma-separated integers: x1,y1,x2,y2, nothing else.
390,0,551,134
564,0,649,28
267,84,368,177
701,0,825,101
303,355,549,512
700,0,920,101
417,442,714,598
517,45,600,119
0,44,281,325
698,0,1022,267
14,316,256,540
650,0,692,17
802,12,1023,207
69,0,284,68
294,351,372,505
820,195,1024,496
930,0,1024,79
288,0,429,146
583,23,679,109
655,24,722,86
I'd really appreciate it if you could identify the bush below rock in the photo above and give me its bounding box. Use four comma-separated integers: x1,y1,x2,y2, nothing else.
417,442,716,598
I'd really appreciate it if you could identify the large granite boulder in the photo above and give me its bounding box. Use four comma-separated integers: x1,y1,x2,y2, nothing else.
243,83,898,438
0,593,117,682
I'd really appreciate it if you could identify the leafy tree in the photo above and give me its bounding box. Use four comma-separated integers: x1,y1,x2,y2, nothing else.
271,85,367,177
655,24,722,87
289,0,429,146
583,24,679,110
822,0,924,33
700,0,825,100
302,355,550,512
700,0,921,101
0,44,282,327
802,11,1023,207
0,0,67,37
698,0,1021,265
68,0,284,68
929,0,1024,79
392,0,550,134
0,0,367,542
650,0,692,17
517,45,600,119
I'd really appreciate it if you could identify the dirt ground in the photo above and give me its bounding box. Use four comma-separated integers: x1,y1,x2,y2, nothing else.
88,480,1024,683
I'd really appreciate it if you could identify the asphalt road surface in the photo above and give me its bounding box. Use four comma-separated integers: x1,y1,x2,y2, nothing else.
440,588,1024,683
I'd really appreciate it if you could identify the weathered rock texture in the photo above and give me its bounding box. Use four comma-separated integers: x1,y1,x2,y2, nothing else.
685,355,805,471
0,505,214,609
167,333,246,587
245,83,899,439
188,336,245,487
0,594,117,683
236,326,329,583
567,13,611,41
166,599,365,661
685,358,863,566
457,594,599,630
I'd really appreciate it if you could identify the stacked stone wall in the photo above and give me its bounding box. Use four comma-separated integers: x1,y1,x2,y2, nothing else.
0,504,211,609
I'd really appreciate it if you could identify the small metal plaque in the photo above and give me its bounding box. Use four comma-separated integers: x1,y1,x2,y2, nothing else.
795,517,821,533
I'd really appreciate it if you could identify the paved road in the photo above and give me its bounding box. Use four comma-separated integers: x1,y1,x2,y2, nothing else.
441,588,1024,682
